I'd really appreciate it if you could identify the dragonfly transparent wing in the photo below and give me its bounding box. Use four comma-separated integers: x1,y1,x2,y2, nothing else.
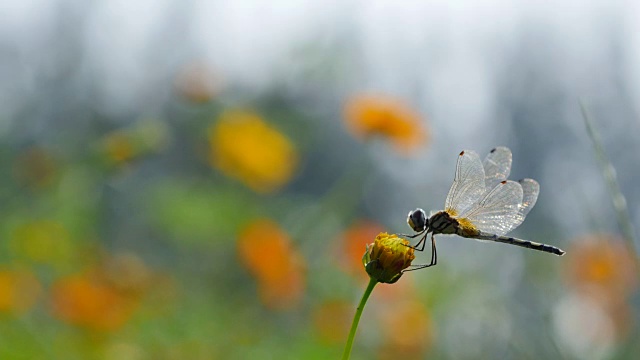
444,150,486,215
459,180,524,236
517,178,539,219
483,147,512,190
494,178,540,234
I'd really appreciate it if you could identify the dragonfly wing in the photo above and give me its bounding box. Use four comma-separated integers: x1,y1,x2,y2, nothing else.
492,178,540,234
483,146,512,190
517,178,539,219
444,150,486,215
460,180,524,236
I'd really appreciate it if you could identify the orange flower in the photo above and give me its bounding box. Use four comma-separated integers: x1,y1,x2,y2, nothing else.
237,219,305,309
209,110,298,193
54,273,131,331
561,234,637,343
377,299,434,360
103,131,136,164
12,147,58,189
0,268,41,314
370,278,434,359
337,221,386,279
51,253,151,331
313,300,352,344
344,94,428,153
565,234,636,301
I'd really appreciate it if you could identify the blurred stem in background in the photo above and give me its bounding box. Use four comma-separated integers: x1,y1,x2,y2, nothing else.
580,102,638,258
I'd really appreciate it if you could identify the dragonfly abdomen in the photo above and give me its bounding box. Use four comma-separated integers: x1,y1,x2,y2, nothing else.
474,232,565,256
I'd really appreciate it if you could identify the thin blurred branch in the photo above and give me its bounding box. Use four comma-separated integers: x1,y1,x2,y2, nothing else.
580,101,638,256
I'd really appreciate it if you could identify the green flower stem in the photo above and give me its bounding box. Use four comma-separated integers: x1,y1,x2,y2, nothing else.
342,277,378,360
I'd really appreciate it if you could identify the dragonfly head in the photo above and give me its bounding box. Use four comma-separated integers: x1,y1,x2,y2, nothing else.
407,208,428,232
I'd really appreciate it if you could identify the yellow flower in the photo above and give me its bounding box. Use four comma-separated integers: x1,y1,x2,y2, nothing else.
11,220,74,265
343,234,417,359
362,233,415,284
344,95,428,153
209,110,298,193
101,119,170,166
0,268,41,314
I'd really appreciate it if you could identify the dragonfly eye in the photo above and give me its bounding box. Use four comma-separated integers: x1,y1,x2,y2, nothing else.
407,208,427,232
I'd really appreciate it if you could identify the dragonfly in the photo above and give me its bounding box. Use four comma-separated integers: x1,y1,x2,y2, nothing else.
403,147,565,271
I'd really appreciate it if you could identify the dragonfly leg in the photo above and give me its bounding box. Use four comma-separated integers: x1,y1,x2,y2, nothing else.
397,231,425,239
399,229,427,251
430,233,437,266
405,231,428,251
403,234,438,272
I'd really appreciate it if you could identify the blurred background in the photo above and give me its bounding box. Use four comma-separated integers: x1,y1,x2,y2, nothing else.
1,1,640,359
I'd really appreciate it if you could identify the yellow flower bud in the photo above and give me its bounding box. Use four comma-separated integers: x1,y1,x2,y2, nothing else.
362,233,415,284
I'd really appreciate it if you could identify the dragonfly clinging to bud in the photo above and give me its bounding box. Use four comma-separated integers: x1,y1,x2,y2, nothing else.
404,147,565,271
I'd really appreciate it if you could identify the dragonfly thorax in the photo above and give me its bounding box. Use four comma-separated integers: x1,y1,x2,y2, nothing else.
407,208,428,232
427,211,459,235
